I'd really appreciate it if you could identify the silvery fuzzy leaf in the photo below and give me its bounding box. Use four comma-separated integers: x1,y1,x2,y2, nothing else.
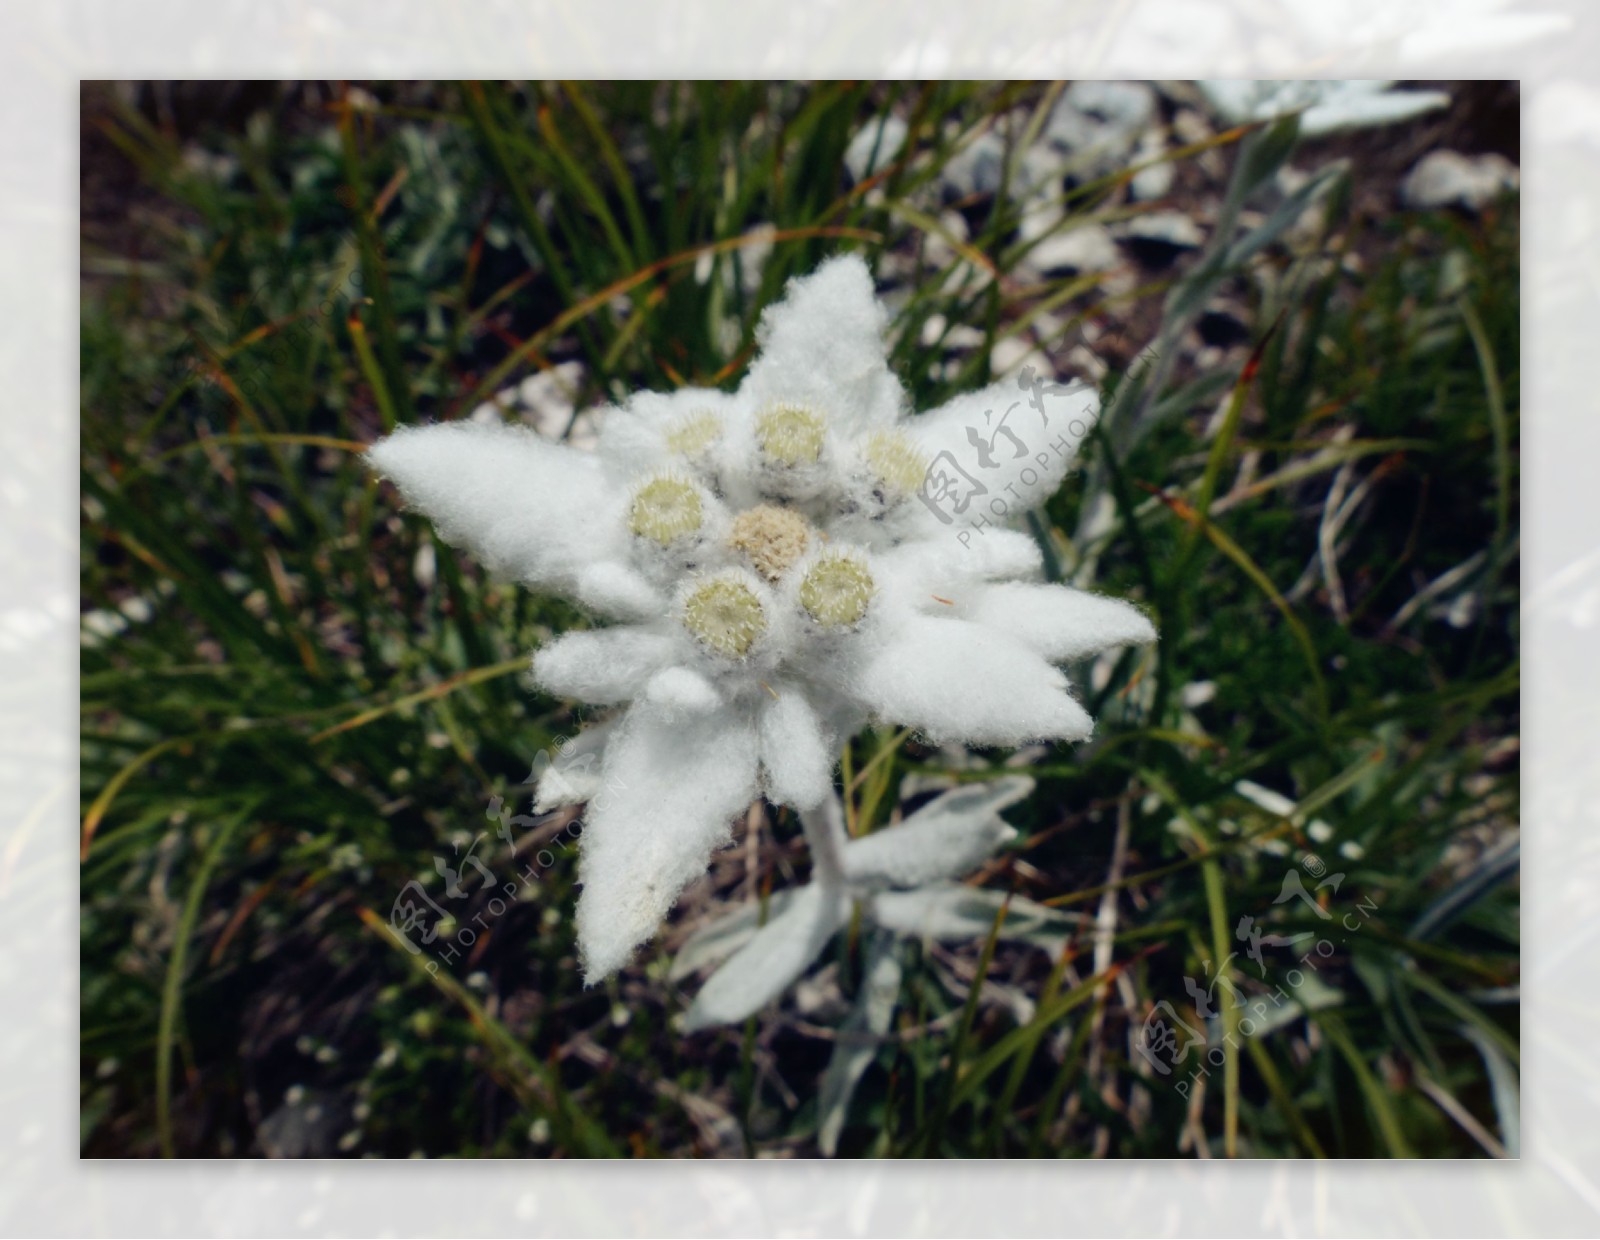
1301,85,1449,137
910,775,1037,819
1200,80,1449,139
682,885,851,1031
818,932,904,1157
893,772,959,802
869,885,1080,955
843,777,1035,890
669,887,800,982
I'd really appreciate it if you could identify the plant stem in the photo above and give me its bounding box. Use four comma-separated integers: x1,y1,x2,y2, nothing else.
798,791,850,889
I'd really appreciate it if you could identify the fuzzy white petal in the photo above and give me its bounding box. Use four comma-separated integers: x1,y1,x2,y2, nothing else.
576,709,760,981
532,765,602,815
964,582,1156,662
850,613,1093,746
573,562,664,621
367,422,626,605
644,665,723,715
758,684,835,810
909,378,1098,518
877,528,1045,606
843,777,1032,888
876,531,1049,627
742,255,903,432
682,884,849,1030
532,629,678,706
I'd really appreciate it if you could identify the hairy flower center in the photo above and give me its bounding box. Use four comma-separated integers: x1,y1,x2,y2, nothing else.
727,504,811,582
666,409,722,457
683,574,767,658
862,429,931,497
629,475,703,546
799,553,875,628
754,403,825,466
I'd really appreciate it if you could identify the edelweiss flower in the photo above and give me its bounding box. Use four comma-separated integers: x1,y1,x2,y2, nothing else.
367,256,1154,980
671,777,1077,1031
1199,80,1450,137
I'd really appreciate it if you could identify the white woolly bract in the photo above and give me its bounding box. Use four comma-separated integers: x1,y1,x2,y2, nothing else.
962,582,1157,663
575,708,760,981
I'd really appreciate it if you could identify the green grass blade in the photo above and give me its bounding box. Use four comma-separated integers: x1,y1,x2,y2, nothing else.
156,802,254,1157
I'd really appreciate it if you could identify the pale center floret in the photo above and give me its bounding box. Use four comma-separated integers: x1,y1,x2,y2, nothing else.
728,504,811,582
754,403,826,466
862,429,931,497
629,474,703,546
682,573,768,658
666,409,722,457
799,551,876,628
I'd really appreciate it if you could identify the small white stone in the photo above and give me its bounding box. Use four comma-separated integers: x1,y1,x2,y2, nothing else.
412,540,436,589
1129,130,1176,201
517,361,594,446
989,337,1053,382
1027,223,1122,275
845,115,909,182
1066,80,1156,132
1401,151,1519,213
942,131,1008,198
1121,211,1204,248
